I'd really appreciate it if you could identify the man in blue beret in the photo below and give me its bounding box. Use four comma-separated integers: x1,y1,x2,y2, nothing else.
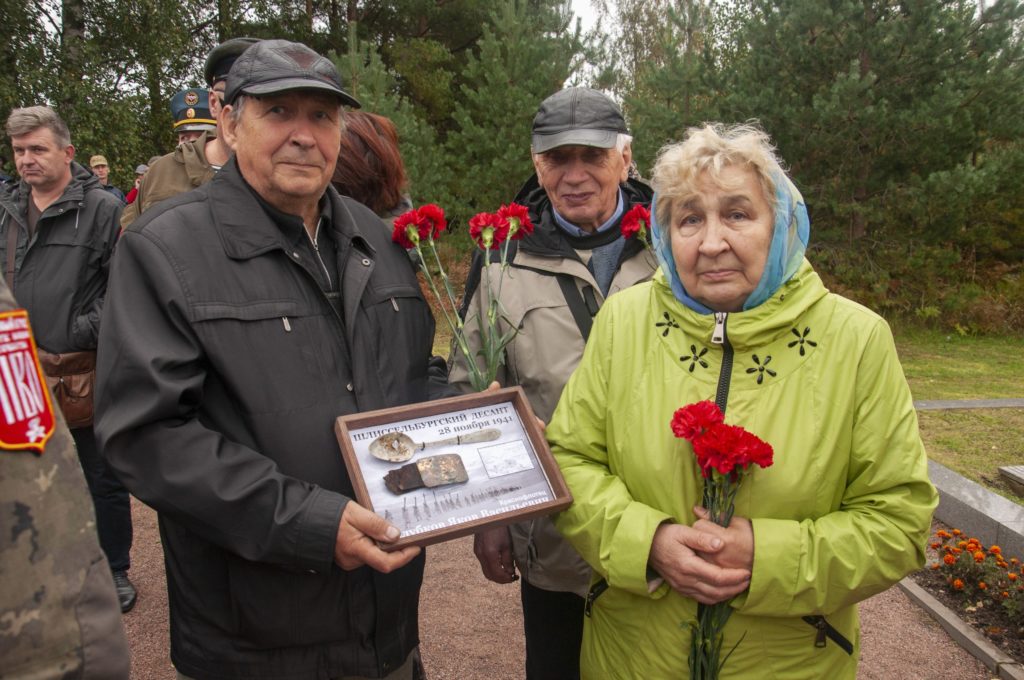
170,88,217,145
121,37,258,227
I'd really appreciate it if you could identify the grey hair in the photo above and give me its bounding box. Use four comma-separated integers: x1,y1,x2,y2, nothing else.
227,95,249,124
5,106,72,147
651,122,783,231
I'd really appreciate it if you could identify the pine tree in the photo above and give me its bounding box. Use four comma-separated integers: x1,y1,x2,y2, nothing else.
445,0,586,220
332,25,451,208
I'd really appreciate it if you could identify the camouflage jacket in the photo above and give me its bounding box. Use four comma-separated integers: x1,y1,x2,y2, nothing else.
0,279,129,679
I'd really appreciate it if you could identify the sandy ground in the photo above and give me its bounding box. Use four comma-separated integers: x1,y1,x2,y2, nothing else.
123,498,993,679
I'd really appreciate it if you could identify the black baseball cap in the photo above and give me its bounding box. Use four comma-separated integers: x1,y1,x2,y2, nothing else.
223,39,361,108
204,37,260,87
531,87,628,153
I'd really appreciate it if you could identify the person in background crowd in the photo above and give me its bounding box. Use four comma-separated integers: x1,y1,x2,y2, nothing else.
125,163,149,204
170,88,217,145
331,111,412,222
0,276,131,680
96,39,441,680
0,106,136,612
89,154,126,202
449,87,659,680
548,122,937,678
120,37,258,228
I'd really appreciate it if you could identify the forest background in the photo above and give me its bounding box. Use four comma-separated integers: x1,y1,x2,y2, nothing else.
2,0,1022,332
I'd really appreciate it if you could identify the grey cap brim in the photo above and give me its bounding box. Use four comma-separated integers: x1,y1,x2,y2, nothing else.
240,78,361,109
532,128,619,153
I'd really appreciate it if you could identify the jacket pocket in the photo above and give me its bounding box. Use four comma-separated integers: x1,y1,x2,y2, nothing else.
226,555,366,648
192,300,331,414
360,284,433,401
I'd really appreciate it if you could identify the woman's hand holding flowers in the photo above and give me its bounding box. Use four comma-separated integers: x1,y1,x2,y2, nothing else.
692,506,754,572
650,522,751,605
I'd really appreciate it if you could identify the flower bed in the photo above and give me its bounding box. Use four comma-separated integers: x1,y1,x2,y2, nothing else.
911,525,1024,662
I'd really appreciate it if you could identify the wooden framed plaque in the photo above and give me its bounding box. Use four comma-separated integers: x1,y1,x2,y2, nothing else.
335,386,572,551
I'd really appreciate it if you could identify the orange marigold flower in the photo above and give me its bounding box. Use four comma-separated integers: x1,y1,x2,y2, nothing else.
931,563,942,570
974,551,987,563
991,546,1003,555
937,530,952,539
952,548,963,555
952,529,962,536
958,541,968,549
930,542,940,549
1012,558,1020,565
1003,591,1010,598
1009,573,1019,581
979,581,988,590
943,553,957,566
953,579,965,590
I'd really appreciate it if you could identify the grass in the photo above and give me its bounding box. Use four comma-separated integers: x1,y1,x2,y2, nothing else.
893,325,1024,504
894,326,1024,401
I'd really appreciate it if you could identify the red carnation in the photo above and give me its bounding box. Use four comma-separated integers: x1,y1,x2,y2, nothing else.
392,209,422,249
498,203,534,240
670,400,724,442
733,428,774,470
469,212,510,250
418,203,447,239
621,204,651,241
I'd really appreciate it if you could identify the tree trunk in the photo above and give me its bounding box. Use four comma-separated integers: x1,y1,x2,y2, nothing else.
60,0,86,120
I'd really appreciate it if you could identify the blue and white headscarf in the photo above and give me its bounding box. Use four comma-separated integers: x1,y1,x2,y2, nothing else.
650,169,811,314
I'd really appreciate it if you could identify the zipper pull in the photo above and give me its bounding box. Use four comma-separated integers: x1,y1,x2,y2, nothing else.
813,616,827,648
391,297,399,312
712,312,728,345
282,317,292,332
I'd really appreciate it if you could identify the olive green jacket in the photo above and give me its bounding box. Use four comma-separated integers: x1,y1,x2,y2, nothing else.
120,130,217,228
549,262,937,679
0,279,129,679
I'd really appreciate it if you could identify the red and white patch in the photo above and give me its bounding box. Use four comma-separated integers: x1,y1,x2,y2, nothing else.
0,310,55,454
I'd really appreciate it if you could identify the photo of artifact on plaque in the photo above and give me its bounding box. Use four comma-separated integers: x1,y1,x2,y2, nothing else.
335,387,571,550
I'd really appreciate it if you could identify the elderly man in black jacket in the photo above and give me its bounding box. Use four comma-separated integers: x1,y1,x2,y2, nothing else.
96,40,445,680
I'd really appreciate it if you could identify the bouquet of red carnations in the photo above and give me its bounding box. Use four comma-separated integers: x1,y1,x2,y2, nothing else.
670,400,774,679
392,203,533,392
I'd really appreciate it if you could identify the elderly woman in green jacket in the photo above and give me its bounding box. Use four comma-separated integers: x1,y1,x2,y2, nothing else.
548,123,937,679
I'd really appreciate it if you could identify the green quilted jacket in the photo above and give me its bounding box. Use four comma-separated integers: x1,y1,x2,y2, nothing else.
549,260,937,679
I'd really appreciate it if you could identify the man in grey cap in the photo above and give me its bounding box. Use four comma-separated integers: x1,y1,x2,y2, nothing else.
97,39,444,680
449,87,657,680
121,37,258,227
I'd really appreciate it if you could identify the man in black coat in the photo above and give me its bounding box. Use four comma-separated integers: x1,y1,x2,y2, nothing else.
96,40,445,680
0,105,136,613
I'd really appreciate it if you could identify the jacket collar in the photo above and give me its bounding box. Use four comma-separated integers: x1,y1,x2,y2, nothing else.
513,174,654,258
177,130,215,185
652,259,829,351
0,161,97,223
210,156,375,262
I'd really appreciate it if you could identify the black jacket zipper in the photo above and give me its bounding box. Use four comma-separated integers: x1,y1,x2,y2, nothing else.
711,312,733,415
